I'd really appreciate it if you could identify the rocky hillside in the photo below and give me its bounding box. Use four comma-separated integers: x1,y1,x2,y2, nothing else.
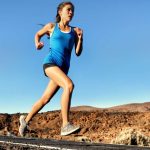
0,102,149,146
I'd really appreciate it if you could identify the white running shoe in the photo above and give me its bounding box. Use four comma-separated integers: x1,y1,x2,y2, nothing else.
19,115,27,137
61,122,80,136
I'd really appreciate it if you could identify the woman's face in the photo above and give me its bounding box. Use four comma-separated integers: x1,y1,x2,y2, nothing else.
59,4,74,22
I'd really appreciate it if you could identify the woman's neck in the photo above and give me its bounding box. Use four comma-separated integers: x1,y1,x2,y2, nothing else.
58,21,70,31
59,20,69,27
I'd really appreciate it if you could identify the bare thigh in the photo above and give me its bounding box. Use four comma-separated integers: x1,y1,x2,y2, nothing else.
45,66,73,89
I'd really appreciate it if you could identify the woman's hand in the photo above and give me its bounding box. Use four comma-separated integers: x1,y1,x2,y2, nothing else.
75,28,83,41
36,42,44,50
74,27,83,56
35,23,54,50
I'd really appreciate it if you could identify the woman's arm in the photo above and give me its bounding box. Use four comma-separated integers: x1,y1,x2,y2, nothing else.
74,27,83,56
35,23,54,50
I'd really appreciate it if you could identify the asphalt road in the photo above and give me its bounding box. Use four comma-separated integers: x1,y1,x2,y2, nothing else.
0,135,150,150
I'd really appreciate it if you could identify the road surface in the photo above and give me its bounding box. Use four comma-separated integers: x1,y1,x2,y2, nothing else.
0,135,149,150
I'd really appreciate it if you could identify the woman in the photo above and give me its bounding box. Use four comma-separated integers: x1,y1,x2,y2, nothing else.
19,1,83,136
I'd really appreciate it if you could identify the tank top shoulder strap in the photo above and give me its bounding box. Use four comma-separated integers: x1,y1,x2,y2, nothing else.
70,25,74,31
70,26,76,36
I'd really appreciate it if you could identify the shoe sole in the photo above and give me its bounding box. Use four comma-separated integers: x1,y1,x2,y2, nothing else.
61,127,80,136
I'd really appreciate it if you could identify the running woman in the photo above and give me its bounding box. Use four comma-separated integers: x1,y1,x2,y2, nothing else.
19,1,83,136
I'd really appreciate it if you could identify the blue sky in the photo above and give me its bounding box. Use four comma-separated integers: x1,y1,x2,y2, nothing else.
0,0,150,113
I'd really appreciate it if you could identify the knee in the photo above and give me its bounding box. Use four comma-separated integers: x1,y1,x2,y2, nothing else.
65,80,74,93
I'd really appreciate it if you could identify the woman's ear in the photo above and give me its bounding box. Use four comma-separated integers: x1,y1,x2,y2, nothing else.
58,10,62,16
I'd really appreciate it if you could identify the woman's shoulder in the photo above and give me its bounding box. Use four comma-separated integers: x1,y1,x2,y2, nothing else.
49,22,55,27
72,26,82,32
45,22,55,29
44,22,55,32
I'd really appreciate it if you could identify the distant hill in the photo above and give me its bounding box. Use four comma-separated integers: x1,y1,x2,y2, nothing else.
71,102,150,112
70,105,102,111
108,102,150,112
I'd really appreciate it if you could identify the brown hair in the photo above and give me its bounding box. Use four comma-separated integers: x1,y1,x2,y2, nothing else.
55,1,75,23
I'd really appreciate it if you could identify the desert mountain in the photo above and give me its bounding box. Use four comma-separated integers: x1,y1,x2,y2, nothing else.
71,102,150,112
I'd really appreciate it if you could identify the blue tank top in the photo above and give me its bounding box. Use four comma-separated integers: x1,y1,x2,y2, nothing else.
43,23,75,70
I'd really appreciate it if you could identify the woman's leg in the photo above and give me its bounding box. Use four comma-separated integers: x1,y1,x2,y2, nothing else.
45,66,74,127
25,79,59,123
